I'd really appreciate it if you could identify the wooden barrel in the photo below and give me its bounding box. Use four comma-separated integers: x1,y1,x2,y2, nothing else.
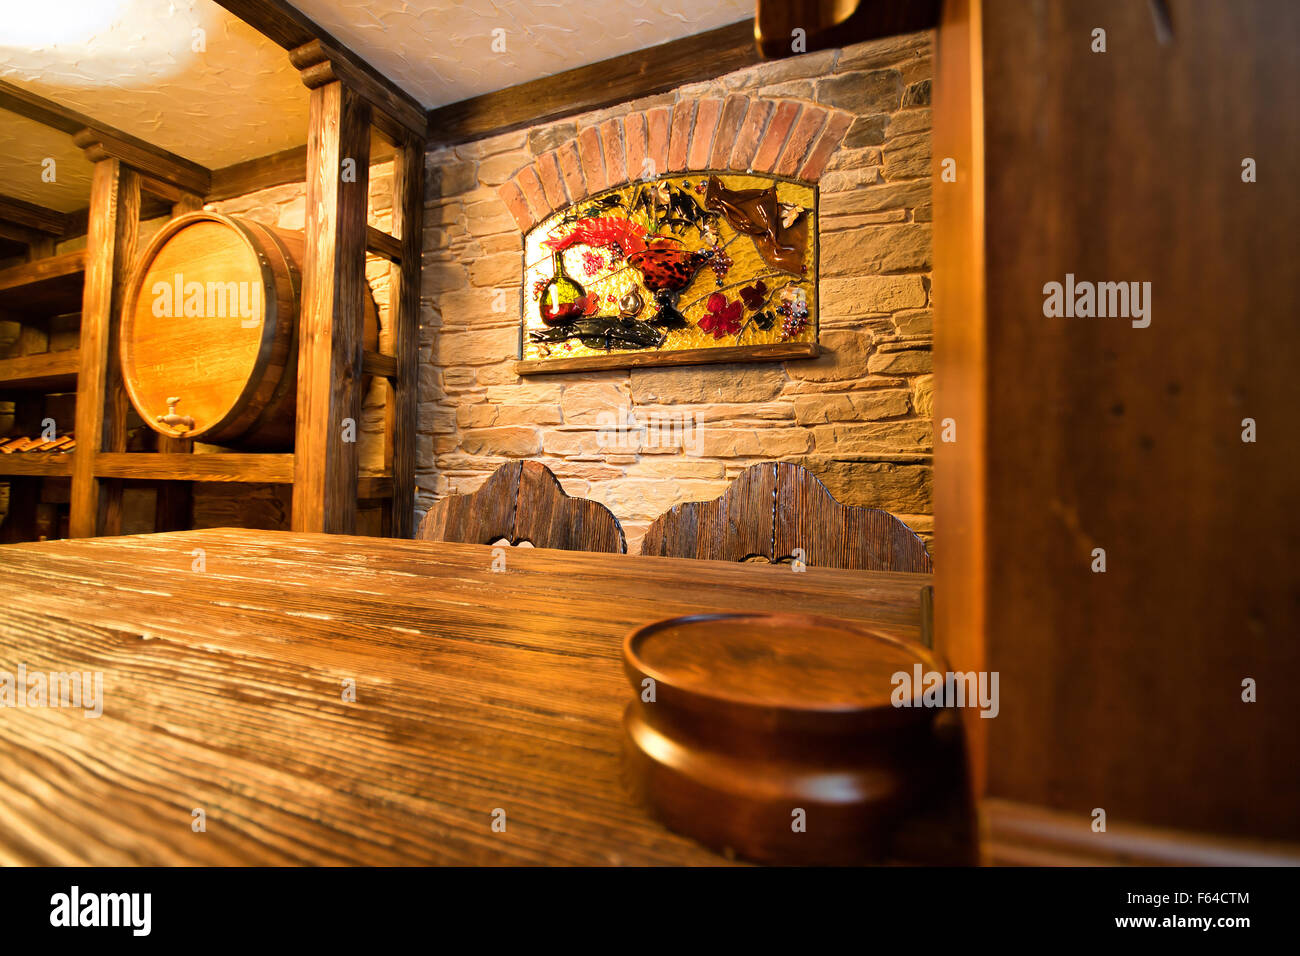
120,212,378,449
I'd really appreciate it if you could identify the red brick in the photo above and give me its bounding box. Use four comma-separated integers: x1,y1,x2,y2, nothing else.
668,100,695,172
599,117,626,187
775,105,828,176
730,99,774,171
623,112,647,182
557,139,586,201
798,109,854,181
687,97,722,170
645,107,670,177
752,100,801,173
514,166,550,222
577,125,607,193
498,181,534,231
710,94,749,170
536,149,568,209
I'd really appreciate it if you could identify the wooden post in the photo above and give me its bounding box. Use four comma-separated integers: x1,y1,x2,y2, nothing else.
70,159,139,538
292,82,371,533
386,136,423,538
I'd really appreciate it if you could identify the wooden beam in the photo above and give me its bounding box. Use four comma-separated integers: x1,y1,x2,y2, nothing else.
208,145,307,202
70,160,140,538
290,40,426,142
0,79,211,192
292,82,372,534
931,0,987,798
754,0,940,59
0,350,80,391
386,137,423,538
206,140,398,203
72,128,210,198
516,342,819,376
213,0,426,137
361,349,397,379
0,193,69,235
0,452,75,478
364,225,402,264
427,20,763,146
94,453,293,484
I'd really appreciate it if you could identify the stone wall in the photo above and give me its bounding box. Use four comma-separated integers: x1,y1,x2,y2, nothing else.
418,31,935,555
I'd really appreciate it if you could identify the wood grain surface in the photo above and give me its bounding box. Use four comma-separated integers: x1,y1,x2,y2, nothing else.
642,461,933,571
0,528,929,865
418,460,626,554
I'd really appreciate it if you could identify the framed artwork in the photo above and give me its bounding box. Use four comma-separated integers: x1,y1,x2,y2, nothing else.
517,172,819,374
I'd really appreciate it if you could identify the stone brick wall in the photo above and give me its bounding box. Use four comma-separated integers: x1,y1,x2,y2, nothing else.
419,31,935,556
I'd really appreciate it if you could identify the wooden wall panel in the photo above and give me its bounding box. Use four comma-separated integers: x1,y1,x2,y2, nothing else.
943,0,1300,840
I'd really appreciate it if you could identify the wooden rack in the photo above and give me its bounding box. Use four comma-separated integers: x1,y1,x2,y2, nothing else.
0,46,424,541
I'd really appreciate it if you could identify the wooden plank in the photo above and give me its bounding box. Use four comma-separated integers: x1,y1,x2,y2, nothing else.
69,160,139,538
290,41,425,142
292,83,372,534
387,137,423,538
364,225,402,264
428,20,762,146
0,349,80,390
0,452,75,477
959,0,1300,840
516,341,818,375
982,799,1300,867
754,0,939,58
0,193,69,235
73,128,210,197
0,529,930,865
216,0,426,140
0,250,85,295
152,437,194,532
931,0,988,795
361,349,396,379
94,453,293,484
207,145,307,202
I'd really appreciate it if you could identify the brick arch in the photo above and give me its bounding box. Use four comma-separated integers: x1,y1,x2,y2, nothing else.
497,96,854,232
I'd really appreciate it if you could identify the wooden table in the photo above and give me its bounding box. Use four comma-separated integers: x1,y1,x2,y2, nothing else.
0,529,930,865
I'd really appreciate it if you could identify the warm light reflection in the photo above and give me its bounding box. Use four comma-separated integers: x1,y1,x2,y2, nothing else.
0,0,207,85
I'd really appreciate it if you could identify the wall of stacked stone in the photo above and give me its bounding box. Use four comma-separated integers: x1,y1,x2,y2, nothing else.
418,31,935,556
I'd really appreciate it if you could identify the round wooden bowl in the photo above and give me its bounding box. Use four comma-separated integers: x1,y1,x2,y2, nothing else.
622,611,946,865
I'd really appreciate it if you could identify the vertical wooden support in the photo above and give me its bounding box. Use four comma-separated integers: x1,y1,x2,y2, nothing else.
292,82,372,533
386,136,423,538
70,159,140,538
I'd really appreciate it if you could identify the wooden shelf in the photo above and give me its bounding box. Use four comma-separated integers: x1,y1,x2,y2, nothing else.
0,251,86,315
0,452,74,477
0,349,79,390
94,453,294,484
516,341,820,376
90,453,395,499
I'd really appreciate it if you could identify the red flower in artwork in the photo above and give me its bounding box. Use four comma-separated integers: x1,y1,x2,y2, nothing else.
739,280,768,311
698,292,744,339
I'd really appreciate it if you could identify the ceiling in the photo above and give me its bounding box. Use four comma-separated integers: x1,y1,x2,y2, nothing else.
290,0,753,108
0,0,308,173
0,0,750,217
0,110,96,212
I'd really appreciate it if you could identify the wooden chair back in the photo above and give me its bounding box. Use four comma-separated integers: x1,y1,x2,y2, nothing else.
417,460,626,553
639,461,932,572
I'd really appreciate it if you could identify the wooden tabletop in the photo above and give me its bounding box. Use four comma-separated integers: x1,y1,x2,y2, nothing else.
0,529,930,865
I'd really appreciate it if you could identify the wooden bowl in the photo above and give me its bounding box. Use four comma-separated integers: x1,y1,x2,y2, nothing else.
622,611,948,865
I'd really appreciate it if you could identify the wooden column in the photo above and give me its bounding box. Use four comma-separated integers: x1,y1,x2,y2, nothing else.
69,159,139,538
386,136,423,538
292,82,372,533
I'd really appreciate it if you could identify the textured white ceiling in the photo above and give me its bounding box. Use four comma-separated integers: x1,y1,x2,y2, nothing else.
290,0,753,108
0,0,309,170
0,110,96,212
